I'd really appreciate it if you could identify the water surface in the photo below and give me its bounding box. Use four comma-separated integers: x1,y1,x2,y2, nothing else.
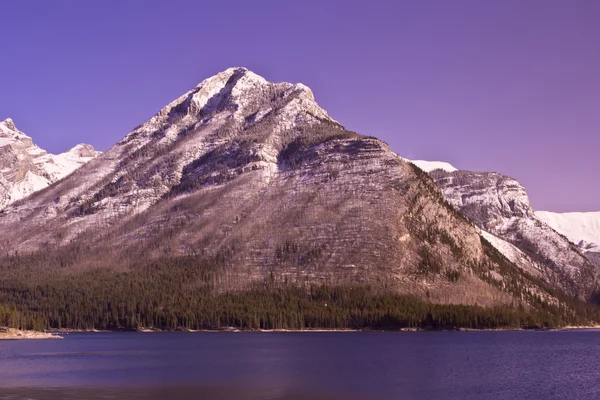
0,331,599,399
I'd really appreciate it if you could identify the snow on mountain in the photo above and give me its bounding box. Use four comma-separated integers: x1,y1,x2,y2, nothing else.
536,211,600,249
0,118,100,209
39,143,100,181
478,229,544,278
410,160,458,173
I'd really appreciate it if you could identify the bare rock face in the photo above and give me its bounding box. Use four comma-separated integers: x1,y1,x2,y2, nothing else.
0,68,581,308
586,253,600,269
577,241,600,270
428,169,596,297
0,119,100,209
429,171,535,223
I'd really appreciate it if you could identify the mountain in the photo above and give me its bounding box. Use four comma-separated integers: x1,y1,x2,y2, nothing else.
411,160,597,298
0,118,100,209
0,68,597,331
536,211,600,268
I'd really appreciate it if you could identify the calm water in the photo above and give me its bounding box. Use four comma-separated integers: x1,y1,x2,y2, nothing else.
0,331,599,399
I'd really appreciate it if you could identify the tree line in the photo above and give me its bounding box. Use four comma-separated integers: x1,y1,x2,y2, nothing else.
0,253,596,332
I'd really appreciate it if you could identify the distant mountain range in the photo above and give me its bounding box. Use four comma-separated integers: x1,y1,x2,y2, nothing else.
0,68,598,331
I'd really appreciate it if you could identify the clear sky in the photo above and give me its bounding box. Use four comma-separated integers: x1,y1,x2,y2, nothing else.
0,0,598,212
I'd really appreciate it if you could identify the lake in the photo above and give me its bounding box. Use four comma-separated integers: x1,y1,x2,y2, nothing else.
0,331,599,399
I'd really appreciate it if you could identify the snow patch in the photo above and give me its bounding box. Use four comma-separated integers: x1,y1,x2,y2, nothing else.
410,160,458,173
479,229,541,276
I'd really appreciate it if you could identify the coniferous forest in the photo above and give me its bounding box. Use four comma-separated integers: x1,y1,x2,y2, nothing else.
1,251,599,332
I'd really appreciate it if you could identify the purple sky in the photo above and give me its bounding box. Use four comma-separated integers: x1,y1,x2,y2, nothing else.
1,1,598,212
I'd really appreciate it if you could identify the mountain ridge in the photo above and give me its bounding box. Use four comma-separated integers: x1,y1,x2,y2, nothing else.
0,118,100,209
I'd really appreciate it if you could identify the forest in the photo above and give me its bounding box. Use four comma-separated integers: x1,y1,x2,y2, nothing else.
0,252,598,332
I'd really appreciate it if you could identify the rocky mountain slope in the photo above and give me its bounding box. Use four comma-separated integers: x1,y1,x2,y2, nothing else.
411,161,596,297
0,67,574,311
0,118,100,209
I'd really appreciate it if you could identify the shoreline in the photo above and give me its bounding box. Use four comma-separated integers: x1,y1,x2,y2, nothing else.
41,325,600,334
0,327,62,340
555,325,600,331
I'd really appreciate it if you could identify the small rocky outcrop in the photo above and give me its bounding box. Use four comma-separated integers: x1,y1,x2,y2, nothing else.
0,326,62,339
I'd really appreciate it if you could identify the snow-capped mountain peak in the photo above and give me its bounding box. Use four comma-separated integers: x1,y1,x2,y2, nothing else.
0,118,100,209
126,67,335,143
0,118,32,145
0,118,17,132
65,143,101,158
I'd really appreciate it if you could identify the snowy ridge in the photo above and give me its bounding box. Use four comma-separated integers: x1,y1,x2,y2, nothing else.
410,160,458,173
104,67,337,201
0,118,100,209
536,211,600,250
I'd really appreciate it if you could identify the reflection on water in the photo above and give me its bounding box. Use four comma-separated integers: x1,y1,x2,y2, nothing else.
23,350,168,357
0,387,351,400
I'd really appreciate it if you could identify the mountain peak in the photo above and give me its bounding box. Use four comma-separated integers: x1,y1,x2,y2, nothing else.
66,143,100,158
0,118,32,145
125,67,336,145
0,118,20,135
178,67,326,120
1,118,16,131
